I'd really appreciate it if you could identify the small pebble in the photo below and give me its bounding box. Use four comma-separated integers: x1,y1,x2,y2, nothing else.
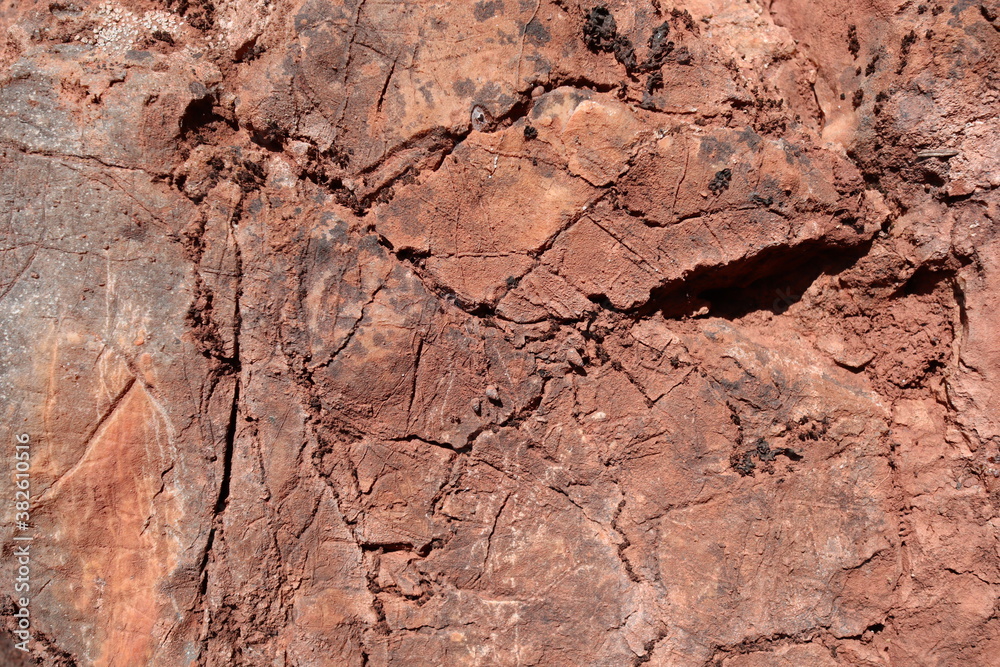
565,347,584,369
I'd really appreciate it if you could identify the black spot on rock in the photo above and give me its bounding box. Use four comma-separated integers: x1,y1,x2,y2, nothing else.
583,6,637,72
639,71,663,109
645,70,663,94
670,8,697,33
708,168,732,194
583,6,618,52
756,439,776,462
613,37,637,71
847,24,860,58
639,21,672,71
732,451,756,476
896,30,917,73
865,53,879,76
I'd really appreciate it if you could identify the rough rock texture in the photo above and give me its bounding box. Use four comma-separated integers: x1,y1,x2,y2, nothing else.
1,0,998,665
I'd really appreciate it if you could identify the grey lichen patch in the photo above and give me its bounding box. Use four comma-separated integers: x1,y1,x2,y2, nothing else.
474,0,504,22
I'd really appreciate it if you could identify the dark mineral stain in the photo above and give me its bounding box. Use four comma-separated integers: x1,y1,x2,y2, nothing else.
873,90,889,114
235,159,266,193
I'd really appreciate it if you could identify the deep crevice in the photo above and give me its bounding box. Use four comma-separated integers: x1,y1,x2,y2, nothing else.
214,379,239,515
179,94,231,144
647,235,878,320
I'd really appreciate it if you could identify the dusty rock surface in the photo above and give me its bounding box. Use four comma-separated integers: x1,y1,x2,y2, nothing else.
0,0,998,665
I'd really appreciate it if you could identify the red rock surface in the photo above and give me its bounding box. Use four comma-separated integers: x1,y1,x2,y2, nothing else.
0,0,998,665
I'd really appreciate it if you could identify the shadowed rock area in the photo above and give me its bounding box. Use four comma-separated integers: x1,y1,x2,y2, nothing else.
0,0,998,665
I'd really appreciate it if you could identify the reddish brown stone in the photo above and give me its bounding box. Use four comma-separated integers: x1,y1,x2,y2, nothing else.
1,1,998,665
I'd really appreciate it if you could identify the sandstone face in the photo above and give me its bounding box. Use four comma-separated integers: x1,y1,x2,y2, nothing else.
1,1,998,665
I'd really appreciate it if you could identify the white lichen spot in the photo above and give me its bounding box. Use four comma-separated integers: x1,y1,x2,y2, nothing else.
81,3,184,57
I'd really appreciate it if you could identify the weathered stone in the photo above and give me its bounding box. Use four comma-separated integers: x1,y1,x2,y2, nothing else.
1,1,998,665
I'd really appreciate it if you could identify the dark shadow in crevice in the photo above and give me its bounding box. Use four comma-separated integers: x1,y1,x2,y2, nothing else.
899,264,954,297
179,94,233,146
647,237,877,320
249,119,288,152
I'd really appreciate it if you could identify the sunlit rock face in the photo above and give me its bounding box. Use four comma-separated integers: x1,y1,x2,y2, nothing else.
1,0,998,665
